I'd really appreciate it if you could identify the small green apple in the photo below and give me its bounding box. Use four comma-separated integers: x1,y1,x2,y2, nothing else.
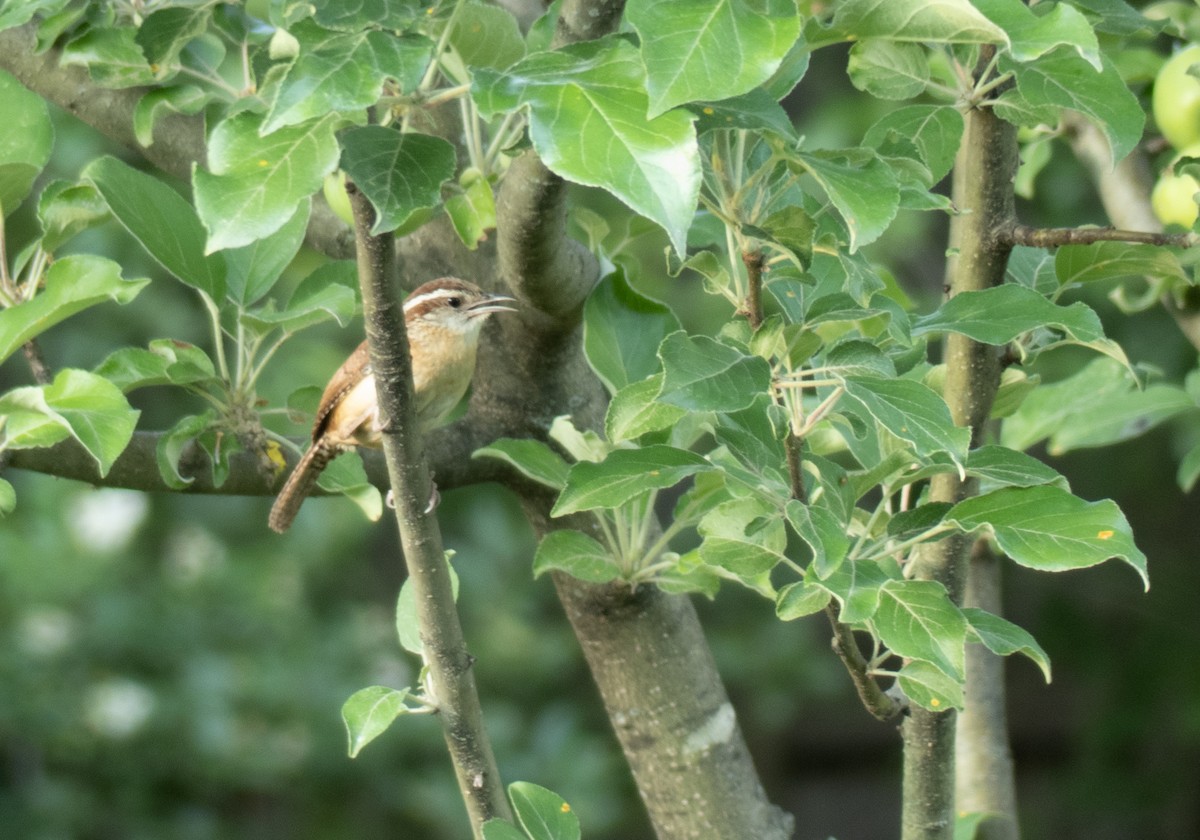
1153,44,1200,149
1152,146,1200,228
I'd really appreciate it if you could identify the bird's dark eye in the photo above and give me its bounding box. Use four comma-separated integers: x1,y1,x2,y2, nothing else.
447,297,462,309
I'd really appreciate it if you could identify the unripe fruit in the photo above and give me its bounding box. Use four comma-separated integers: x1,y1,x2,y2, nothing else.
1153,44,1200,149
1152,144,1200,228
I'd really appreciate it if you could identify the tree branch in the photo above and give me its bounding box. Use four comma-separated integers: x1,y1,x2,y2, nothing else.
3,426,508,497
824,603,903,722
482,1,792,835
1006,223,1194,249
902,91,1018,840
955,542,1019,840
529,505,794,840
347,181,510,836
1066,116,1200,351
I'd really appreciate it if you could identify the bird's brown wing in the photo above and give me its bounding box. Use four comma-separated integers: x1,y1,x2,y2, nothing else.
311,340,371,441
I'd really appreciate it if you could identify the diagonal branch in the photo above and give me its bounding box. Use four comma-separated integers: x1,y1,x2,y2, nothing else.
347,180,510,836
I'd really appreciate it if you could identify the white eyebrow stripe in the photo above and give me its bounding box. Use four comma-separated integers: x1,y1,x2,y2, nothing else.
403,287,465,311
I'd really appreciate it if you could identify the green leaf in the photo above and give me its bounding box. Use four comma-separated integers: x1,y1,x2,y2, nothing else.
791,151,900,252
847,40,929,100
863,105,964,184
263,27,431,133
698,496,787,578
785,499,850,578
473,36,700,255
135,6,210,66
1000,358,1193,455
605,374,689,442
396,558,460,655
37,180,110,253
312,0,419,32
449,1,526,70
1179,437,1200,492
0,0,71,29
134,85,208,148
61,27,159,88
831,0,1007,44
897,660,964,712
657,332,772,412
688,89,797,139
0,477,14,516
775,580,833,620
194,111,340,251
224,199,310,304
316,453,383,522
0,369,139,477
473,438,570,490
994,51,1142,163
841,376,970,466
85,155,226,300
338,127,456,235
0,68,53,215
912,285,1104,345
874,579,967,679
965,445,1066,490
482,820,528,840
584,271,681,392
509,781,581,840
961,607,1051,682
445,172,496,249
94,339,219,393
0,255,149,365
1070,0,1162,37
533,529,622,583
816,557,893,624
885,502,953,541
973,0,1100,68
626,0,802,118
552,445,710,516
156,411,215,489
954,811,1007,840
1054,241,1189,289
342,686,414,758
947,485,1148,590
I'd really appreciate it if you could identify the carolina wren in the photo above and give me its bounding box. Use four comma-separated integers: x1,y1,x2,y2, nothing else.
268,277,515,533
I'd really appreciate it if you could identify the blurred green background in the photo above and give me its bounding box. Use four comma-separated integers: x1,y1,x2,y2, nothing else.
3,39,1200,840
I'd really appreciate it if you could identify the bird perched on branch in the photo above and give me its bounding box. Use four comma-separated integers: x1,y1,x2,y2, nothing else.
269,277,516,533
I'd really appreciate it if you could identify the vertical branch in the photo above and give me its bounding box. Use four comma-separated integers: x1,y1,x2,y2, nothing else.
955,542,1019,840
346,181,510,837
901,87,1018,839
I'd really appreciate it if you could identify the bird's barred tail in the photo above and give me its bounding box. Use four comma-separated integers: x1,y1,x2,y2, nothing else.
268,443,339,533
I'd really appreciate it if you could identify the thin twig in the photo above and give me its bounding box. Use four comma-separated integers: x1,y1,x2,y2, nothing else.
824,603,904,722
741,247,765,330
21,339,51,385
1007,223,1196,249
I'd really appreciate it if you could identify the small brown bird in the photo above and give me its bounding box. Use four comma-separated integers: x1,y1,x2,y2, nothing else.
268,277,516,533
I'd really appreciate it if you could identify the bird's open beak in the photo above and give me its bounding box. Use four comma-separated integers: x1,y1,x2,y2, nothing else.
467,293,518,316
